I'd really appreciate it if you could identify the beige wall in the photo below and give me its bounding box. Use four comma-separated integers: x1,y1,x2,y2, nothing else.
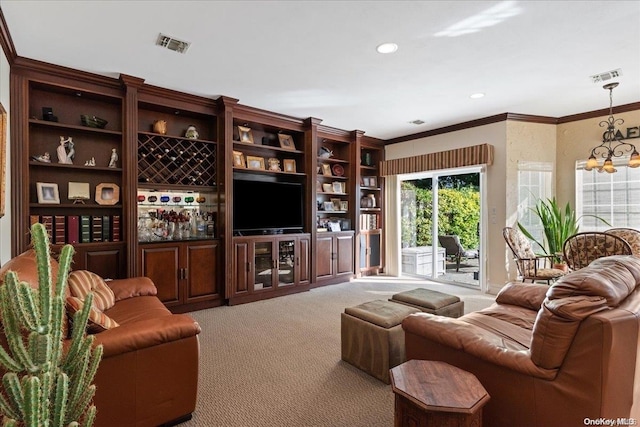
0,49,9,265
556,109,640,207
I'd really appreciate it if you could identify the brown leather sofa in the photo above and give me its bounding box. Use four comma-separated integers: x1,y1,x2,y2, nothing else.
403,255,640,427
0,250,201,427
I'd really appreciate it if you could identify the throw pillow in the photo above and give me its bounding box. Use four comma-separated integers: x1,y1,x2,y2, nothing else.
68,270,116,311
66,296,119,334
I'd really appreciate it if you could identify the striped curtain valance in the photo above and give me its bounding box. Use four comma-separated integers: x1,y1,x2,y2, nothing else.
380,143,494,176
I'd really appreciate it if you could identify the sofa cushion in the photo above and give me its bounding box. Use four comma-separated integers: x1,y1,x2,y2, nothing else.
104,295,172,325
68,270,116,311
66,296,120,334
496,282,548,311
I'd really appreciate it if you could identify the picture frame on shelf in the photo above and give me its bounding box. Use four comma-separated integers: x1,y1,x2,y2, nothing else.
331,198,341,211
68,182,90,203
238,125,254,144
321,164,332,176
328,221,341,232
246,155,265,170
233,150,246,168
283,159,296,173
323,201,334,211
95,183,120,205
369,176,378,187
322,183,333,193
316,180,323,192
341,182,346,193
332,182,343,193
278,134,296,150
36,182,60,204
340,201,348,211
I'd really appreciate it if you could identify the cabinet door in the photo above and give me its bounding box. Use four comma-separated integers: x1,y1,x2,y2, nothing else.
298,235,310,285
139,244,180,305
74,244,125,279
336,234,354,275
185,241,220,302
316,234,334,279
253,240,275,291
233,239,251,295
368,231,382,269
277,238,296,287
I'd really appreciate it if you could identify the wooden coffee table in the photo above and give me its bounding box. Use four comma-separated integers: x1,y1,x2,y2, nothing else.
390,360,490,427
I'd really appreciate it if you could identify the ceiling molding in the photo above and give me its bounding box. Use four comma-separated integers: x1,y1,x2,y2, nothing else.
0,8,17,65
557,102,640,124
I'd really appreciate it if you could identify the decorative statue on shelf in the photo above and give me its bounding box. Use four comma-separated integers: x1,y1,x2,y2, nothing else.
66,138,75,163
108,148,118,168
57,136,72,164
185,125,199,139
268,158,281,172
31,152,51,163
84,157,96,166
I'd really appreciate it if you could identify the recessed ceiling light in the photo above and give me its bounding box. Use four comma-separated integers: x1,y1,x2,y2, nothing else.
470,93,485,99
376,43,398,54
409,119,425,125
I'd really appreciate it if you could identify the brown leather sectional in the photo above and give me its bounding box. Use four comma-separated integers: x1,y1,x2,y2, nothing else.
0,250,201,427
403,255,640,427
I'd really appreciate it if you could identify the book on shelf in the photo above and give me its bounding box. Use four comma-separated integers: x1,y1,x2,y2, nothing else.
102,215,111,242
92,216,103,242
80,216,91,243
66,216,79,244
41,215,53,240
54,215,66,245
112,215,121,242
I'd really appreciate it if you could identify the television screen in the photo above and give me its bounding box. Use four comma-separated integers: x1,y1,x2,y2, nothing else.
233,179,304,233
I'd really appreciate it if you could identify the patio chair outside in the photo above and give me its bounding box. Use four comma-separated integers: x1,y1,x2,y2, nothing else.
438,235,478,272
563,231,632,270
502,226,566,285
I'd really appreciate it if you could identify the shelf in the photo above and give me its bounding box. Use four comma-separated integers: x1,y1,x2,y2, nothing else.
233,167,305,177
318,157,349,164
360,207,381,212
29,119,122,136
29,161,122,172
139,130,216,145
317,192,348,196
361,186,381,191
360,164,378,170
30,203,122,209
233,141,303,155
318,211,348,215
318,175,347,180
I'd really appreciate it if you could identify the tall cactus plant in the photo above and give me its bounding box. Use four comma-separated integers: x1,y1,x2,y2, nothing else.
0,223,102,427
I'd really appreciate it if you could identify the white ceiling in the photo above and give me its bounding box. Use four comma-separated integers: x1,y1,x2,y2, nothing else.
2,1,639,140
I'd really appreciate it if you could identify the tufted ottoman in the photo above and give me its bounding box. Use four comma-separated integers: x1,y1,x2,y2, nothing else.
390,288,464,318
341,300,420,384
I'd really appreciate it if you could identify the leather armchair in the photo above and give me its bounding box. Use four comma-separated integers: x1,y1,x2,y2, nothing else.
0,250,201,427
402,255,640,427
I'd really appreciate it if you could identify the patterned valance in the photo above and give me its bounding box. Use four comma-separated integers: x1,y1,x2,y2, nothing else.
380,143,494,176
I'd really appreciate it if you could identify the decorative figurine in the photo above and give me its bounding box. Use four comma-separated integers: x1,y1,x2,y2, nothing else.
31,152,51,163
268,158,281,172
153,120,167,135
57,136,70,164
84,157,96,166
108,148,118,168
185,125,199,139
66,138,75,164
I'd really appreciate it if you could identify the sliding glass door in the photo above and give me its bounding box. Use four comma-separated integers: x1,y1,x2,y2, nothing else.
400,167,482,288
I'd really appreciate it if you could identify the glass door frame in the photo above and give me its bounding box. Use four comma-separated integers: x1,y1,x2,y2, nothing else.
397,165,486,291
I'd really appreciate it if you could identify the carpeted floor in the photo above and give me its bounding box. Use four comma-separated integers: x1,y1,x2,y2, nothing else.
182,277,495,427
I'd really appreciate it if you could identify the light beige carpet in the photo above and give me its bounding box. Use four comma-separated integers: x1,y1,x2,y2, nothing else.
182,277,495,427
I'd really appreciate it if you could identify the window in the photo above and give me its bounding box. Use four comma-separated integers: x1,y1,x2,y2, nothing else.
576,159,640,230
517,161,553,252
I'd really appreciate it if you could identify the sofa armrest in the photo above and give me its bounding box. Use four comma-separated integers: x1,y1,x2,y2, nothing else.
92,314,201,358
402,313,556,380
106,277,158,301
495,282,549,311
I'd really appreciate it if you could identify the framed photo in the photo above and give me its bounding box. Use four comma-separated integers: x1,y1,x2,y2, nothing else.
323,201,334,211
369,176,378,187
278,134,296,150
322,183,333,193
331,198,341,211
321,164,332,176
68,182,90,202
233,150,246,168
316,180,323,192
238,125,254,144
332,181,343,193
340,201,348,211
246,155,265,170
283,159,296,173
95,183,120,205
341,182,346,193
328,221,341,232
36,182,60,204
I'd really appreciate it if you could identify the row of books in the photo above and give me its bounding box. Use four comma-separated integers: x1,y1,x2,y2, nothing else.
31,215,121,245
359,213,379,231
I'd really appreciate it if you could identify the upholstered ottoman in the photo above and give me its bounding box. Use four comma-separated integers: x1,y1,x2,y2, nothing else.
341,300,420,384
390,288,464,318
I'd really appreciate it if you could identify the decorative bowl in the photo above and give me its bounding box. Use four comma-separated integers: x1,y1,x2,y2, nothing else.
80,115,108,129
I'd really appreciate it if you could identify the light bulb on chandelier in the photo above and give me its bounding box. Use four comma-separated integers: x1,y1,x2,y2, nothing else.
584,82,640,174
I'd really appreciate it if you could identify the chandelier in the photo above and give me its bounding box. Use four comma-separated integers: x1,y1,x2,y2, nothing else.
585,82,640,173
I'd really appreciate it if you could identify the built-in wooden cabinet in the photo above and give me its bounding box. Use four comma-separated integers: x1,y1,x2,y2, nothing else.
10,59,384,310
138,239,221,313
230,234,310,305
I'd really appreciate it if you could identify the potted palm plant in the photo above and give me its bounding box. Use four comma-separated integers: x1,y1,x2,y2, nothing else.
517,197,608,271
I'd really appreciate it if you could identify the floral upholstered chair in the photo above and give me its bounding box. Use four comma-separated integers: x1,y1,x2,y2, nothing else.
502,227,566,284
562,231,632,271
605,228,640,257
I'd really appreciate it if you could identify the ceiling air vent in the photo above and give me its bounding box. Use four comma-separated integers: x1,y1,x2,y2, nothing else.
409,119,426,125
590,69,623,84
156,33,191,54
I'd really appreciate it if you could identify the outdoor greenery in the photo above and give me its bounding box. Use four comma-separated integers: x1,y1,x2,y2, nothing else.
401,180,480,250
0,223,102,427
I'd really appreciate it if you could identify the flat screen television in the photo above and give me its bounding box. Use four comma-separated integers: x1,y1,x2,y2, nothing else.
233,179,304,234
